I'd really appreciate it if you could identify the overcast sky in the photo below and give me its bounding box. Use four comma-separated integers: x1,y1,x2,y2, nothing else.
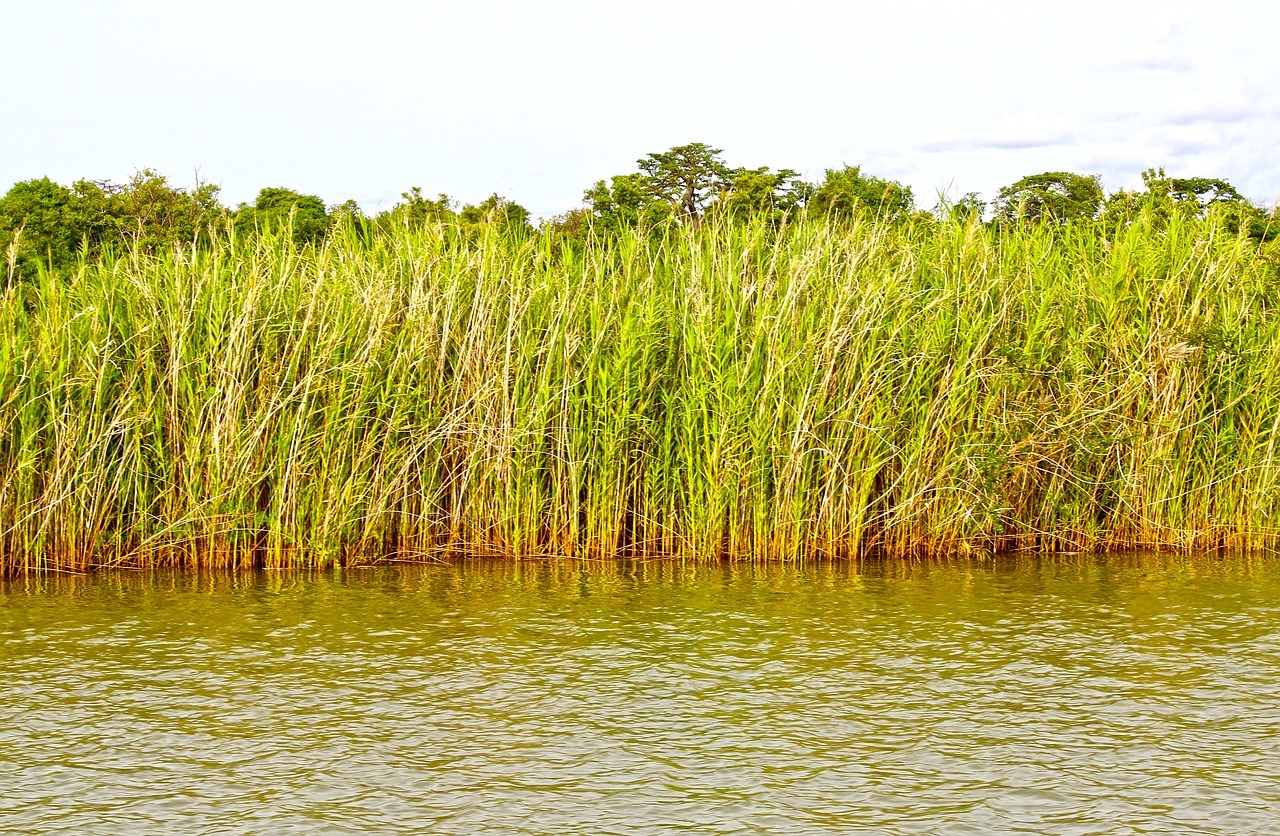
3,0,1277,217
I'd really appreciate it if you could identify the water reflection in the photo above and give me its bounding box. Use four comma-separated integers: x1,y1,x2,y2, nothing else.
3,555,1279,834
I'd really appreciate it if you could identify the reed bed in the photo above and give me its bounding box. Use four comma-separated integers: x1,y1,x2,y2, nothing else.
3,213,1279,572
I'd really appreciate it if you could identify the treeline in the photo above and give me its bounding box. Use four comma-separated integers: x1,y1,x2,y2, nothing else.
3,142,1277,281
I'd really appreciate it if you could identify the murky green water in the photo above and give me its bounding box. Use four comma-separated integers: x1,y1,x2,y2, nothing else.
2,556,1279,834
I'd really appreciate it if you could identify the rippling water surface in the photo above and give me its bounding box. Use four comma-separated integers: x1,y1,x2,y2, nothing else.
3,556,1280,834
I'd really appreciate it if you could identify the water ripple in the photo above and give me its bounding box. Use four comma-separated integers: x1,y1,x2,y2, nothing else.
2,556,1280,834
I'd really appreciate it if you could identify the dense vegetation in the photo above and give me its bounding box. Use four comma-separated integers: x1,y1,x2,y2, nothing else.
6,144,1274,281
2,146,1279,572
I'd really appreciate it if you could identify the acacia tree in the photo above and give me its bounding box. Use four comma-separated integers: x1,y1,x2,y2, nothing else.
637,142,736,222
995,172,1103,226
590,144,810,228
1100,167,1266,237
1142,167,1246,214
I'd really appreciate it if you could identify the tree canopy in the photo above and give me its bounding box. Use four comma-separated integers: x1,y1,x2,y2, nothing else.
720,167,810,221
0,178,88,279
1147,167,1246,211
1,173,222,281
235,187,331,245
995,172,1104,226
458,194,532,234
584,174,672,230
636,142,737,222
809,165,914,220
386,187,455,226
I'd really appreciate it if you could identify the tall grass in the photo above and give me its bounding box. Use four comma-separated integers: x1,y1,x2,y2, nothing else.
3,212,1280,572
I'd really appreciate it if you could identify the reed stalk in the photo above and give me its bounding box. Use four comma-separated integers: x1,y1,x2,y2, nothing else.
2,213,1278,572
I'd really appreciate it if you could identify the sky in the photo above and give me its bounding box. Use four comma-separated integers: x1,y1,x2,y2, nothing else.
3,0,1278,218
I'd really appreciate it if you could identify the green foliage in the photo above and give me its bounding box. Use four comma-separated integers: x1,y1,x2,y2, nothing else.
3,155,1273,313
584,173,673,230
995,171,1104,226
1247,207,1280,243
379,187,456,228
235,187,330,245
637,142,736,221
0,178,89,281
808,165,914,221
0,171,221,282
329,198,365,222
586,150,809,229
1149,168,1246,211
1101,168,1266,239
327,199,374,244
585,143,817,230
458,194,532,235
111,170,223,250
718,167,809,221
538,207,595,246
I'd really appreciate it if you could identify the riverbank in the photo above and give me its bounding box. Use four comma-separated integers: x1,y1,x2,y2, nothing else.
3,215,1279,572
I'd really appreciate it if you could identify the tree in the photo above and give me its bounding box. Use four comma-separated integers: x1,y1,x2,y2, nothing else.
1251,206,1280,243
327,199,373,242
458,194,531,235
583,173,673,230
587,144,813,229
235,187,330,245
1100,168,1262,236
112,169,222,249
1144,168,1246,212
808,165,914,221
718,167,810,221
636,142,736,222
380,187,455,227
1,171,229,281
0,177,107,280
538,207,594,246
995,172,1103,226
329,199,364,222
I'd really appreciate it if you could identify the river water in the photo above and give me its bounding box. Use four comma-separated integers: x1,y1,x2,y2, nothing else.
2,555,1279,834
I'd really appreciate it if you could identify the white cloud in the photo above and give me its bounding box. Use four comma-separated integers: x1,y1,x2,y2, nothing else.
915,114,1076,153
1120,54,1195,72
1166,89,1264,125
1105,21,1196,73
1079,123,1236,168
